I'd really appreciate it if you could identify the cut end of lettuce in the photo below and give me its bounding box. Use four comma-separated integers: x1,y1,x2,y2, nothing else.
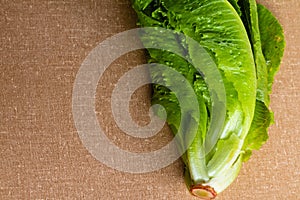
190,185,217,200
184,168,217,199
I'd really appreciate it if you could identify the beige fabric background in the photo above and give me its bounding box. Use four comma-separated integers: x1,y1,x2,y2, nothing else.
1,0,299,199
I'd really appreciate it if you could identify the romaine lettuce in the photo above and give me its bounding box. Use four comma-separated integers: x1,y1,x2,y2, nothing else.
131,0,285,198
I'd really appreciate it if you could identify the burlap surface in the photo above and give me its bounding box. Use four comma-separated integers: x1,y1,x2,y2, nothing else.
1,0,299,199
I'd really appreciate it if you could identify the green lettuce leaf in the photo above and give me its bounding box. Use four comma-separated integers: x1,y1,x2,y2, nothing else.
257,4,285,93
227,0,242,16
239,2,285,161
242,100,272,161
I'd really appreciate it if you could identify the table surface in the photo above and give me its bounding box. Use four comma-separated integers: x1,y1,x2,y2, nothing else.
1,0,299,199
